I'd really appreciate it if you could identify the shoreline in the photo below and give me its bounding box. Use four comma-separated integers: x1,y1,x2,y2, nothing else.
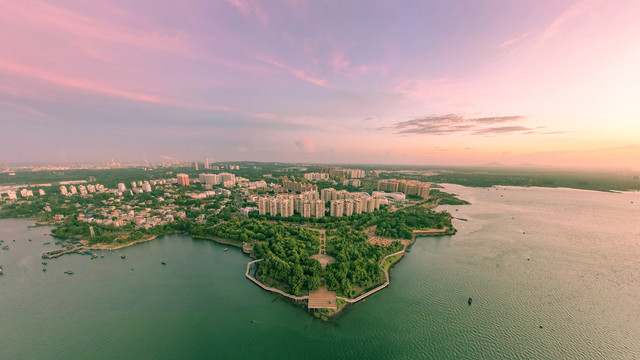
83,235,160,250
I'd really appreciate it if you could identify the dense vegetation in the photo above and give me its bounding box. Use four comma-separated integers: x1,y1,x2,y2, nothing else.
429,189,471,205
324,228,403,297
425,168,640,192
201,218,322,295
52,218,185,245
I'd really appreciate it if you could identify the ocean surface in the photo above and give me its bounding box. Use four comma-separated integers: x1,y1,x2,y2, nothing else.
1,184,639,359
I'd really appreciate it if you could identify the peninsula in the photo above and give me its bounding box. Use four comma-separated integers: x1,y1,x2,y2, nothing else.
0,162,460,318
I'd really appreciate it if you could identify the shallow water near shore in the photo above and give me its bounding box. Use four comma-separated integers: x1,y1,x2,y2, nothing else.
1,184,639,359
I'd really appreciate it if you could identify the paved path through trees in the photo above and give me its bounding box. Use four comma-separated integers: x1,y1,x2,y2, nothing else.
245,259,309,301
337,247,406,304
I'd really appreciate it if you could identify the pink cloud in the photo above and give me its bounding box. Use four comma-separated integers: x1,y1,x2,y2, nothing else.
295,138,315,152
392,78,459,101
541,0,598,40
225,0,270,26
500,31,532,48
1,1,190,54
332,55,350,73
331,54,387,77
0,59,277,120
257,56,333,88
0,99,51,119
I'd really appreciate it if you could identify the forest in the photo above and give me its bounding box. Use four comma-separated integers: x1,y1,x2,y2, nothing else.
324,228,403,297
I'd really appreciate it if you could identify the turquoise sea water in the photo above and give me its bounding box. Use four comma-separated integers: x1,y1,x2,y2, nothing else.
1,185,639,359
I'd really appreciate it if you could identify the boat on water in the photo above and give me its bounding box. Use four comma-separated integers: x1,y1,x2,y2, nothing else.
42,267,47,272
224,248,228,252
161,260,167,265
64,270,74,275
468,296,473,305
121,255,126,259
0,266,3,275
2,245,8,250
43,242,51,245
42,261,47,265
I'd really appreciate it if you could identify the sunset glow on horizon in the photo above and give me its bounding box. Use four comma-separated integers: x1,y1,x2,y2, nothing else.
1,0,639,169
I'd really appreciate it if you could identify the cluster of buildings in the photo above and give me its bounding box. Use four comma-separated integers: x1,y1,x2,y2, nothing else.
255,188,381,218
58,179,170,197
1,183,52,200
303,172,330,181
60,183,105,196
257,192,325,218
85,202,186,229
313,167,366,179
321,188,382,216
186,188,232,199
342,179,361,187
377,179,431,199
196,172,237,187
283,180,318,193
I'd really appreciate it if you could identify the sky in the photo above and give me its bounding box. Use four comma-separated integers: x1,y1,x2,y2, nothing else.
1,0,639,168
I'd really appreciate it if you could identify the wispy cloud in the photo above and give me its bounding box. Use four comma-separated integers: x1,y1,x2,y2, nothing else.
256,56,333,88
392,78,457,100
500,31,532,48
386,114,541,135
0,60,277,120
541,0,598,40
225,0,270,26
2,0,190,54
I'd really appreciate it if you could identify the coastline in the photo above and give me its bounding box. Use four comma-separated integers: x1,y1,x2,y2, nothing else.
83,235,160,250
191,235,245,250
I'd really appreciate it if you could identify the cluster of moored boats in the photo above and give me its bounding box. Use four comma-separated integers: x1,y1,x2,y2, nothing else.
1,237,173,277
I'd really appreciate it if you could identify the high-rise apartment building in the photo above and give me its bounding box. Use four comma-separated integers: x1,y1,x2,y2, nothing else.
377,179,431,199
330,200,344,217
199,173,221,186
343,199,354,216
177,174,190,186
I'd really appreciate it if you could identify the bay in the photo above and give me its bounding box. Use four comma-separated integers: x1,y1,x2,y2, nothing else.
1,184,639,359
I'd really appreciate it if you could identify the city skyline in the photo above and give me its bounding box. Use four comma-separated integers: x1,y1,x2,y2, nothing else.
1,1,639,169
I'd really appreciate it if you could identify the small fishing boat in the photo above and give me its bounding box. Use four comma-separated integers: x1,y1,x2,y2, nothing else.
121,255,126,259
42,267,47,272
468,296,473,305
2,245,8,250
0,266,3,275
64,270,74,275
42,261,48,265
224,248,228,252
43,242,51,245
161,260,167,265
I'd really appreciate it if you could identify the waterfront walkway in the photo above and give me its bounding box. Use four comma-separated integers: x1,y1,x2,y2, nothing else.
244,229,409,309
245,259,309,301
337,248,406,304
